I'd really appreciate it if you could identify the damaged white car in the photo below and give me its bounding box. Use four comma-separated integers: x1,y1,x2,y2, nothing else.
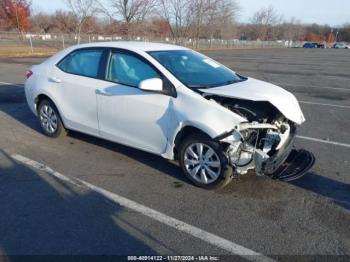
25,42,315,189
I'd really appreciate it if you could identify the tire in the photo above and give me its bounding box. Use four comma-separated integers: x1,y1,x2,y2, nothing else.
179,133,233,190
37,99,66,138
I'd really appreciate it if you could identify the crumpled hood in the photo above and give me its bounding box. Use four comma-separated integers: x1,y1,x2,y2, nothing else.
199,77,305,125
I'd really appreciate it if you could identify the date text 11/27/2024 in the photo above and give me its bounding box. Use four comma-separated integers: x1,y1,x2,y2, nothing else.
127,256,219,261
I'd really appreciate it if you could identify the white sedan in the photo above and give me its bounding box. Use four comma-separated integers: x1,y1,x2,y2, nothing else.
333,42,350,49
25,42,315,189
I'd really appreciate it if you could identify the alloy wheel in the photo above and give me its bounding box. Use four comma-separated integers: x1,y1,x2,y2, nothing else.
39,105,58,134
184,143,221,185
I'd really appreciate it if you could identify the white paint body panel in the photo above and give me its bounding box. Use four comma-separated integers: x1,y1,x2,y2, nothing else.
24,41,306,160
199,78,305,125
52,66,101,136
97,83,171,154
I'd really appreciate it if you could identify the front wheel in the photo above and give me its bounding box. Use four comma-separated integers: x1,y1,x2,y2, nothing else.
179,134,233,190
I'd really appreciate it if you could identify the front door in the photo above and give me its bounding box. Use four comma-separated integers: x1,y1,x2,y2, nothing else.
97,50,172,154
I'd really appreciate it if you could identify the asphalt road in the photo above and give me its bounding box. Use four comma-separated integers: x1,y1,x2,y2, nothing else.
0,48,349,260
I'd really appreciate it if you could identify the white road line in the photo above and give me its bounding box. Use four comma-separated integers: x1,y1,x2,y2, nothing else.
0,81,24,87
280,83,350,92
297,135,350,148
11,154,274,262
299,101,350,109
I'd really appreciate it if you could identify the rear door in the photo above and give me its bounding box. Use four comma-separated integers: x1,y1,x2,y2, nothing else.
54,48,108,136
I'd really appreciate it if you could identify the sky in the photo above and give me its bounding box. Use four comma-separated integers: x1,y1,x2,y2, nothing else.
31,0,350,27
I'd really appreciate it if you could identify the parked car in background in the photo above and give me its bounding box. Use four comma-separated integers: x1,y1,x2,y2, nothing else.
303,42,325,48
332,42,350,49
24,42,315,189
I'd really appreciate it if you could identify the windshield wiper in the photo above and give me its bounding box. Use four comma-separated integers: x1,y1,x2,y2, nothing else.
187,84,212,89
218,77,247,86
222,80,237,85
188,77,246,89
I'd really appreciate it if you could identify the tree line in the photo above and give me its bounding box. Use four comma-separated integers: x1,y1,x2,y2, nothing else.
1,0,349,43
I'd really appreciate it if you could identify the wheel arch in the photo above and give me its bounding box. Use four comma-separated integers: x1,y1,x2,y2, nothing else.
35,93,66,128
173,125,212,160
35,94,52,111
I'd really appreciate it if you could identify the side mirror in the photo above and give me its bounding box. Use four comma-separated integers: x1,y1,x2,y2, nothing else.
139,78,163,92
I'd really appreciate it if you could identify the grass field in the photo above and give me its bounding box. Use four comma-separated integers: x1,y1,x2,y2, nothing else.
0,45,59,57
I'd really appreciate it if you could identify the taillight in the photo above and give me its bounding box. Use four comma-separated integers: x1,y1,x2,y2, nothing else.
26,70,33,79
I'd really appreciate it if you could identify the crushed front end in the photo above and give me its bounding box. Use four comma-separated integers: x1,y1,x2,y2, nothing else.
211,97,315,181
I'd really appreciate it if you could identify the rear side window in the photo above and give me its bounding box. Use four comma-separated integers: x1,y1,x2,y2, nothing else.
106,52,159,87
57,49,104,78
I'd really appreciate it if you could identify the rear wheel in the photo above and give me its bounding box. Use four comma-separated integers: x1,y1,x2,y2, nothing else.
179,134,233,190
37,99,66,138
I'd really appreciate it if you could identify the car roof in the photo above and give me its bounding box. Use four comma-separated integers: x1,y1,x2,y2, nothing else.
70,41,189,52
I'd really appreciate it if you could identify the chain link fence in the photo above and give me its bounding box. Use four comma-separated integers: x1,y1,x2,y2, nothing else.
0,31,291,56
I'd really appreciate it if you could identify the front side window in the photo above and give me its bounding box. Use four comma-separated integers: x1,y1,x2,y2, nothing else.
106,52,160,87
148,50,245,89
58,49,104,78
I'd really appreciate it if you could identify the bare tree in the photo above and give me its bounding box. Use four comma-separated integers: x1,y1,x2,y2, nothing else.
189,0,209,44
281,18,306,43
103,0,156,37
52,10,79,34
158,0,239,45
63,0,100,43
250,5,282,40
29,12,52,33
158,0,192,42
338,23,350,42
204,0,240,41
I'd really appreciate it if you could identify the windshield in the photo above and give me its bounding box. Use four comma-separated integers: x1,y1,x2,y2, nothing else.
148,50,245,89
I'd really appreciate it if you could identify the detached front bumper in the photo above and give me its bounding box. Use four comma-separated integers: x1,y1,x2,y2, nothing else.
269,149,315,181
261,126,315,181
263,124,297,175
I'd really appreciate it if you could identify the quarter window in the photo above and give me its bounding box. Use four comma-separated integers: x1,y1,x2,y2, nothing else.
57,49,104,78
106,52,159,87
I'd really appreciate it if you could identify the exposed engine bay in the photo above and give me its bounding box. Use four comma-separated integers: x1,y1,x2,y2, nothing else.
207,95,314,180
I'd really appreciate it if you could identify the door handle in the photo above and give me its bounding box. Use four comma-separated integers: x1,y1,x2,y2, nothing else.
49,77,62,83
95,89,113,96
